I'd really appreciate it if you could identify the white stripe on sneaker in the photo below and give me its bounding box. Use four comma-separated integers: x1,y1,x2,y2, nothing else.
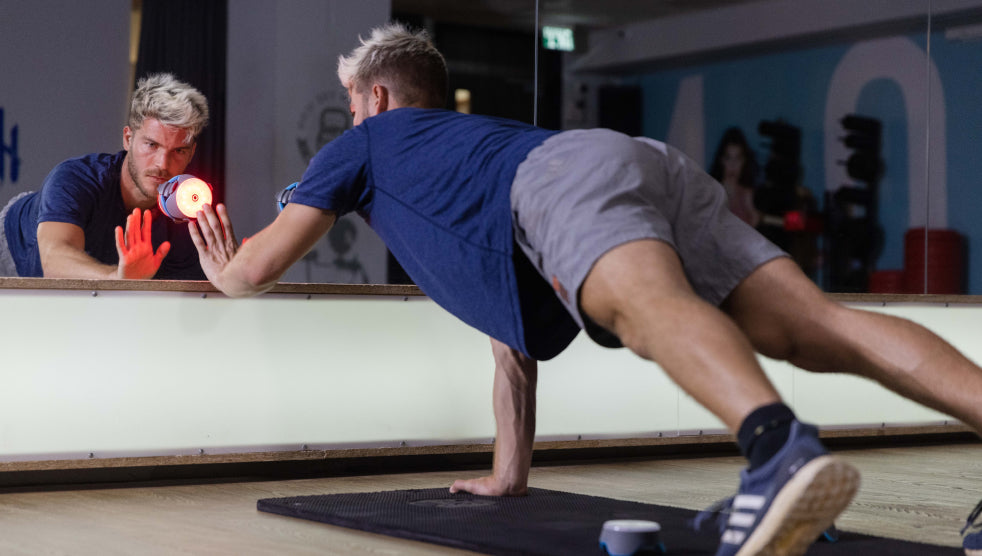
732,494,766,510
721,529,746,545
728,511,757,528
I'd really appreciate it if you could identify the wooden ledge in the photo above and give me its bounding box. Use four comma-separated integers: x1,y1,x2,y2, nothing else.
0,425,974,490
3,277,982,304
0,277,423,297
829,292,982,304
0,423,973,474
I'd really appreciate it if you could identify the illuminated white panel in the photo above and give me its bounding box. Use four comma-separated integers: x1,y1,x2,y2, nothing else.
0,287,971,462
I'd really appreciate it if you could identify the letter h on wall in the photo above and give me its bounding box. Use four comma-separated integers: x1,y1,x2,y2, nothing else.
0,108,21,184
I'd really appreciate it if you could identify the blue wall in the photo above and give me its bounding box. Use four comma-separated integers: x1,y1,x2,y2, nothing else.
637,32,982,292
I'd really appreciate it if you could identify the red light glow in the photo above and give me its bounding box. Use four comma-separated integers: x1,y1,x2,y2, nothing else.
175,177,212,218
784,210,805,231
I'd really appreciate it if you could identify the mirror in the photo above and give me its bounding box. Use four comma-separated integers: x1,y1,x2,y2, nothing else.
544,0,982,295
6,1,981,296
923,9,982,295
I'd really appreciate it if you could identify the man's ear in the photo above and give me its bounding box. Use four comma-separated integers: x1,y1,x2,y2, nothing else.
123,126,133,150
371,83,389,115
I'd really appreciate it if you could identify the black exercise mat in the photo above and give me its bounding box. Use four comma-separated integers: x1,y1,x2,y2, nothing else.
257,487,961,555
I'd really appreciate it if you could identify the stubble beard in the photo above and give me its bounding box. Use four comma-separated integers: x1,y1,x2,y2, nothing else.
127,155,166,204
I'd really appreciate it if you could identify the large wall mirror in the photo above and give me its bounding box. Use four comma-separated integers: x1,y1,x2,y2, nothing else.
4,1,982,296
391,0,982,296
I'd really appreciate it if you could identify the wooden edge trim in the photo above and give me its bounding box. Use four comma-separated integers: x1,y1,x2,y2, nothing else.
0,277,423,296
1,424,973,474
4,277,982,304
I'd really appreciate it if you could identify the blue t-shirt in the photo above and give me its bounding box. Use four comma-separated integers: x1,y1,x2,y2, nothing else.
291,108,580,360
3,151,205,280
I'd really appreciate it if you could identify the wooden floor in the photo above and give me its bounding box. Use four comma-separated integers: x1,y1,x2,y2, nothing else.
0,442,978,555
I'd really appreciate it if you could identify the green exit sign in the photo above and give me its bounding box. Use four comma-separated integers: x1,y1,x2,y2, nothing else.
542,26,575,51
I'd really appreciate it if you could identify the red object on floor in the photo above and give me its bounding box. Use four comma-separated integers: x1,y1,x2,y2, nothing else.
904,228,964,294
868,270,905,293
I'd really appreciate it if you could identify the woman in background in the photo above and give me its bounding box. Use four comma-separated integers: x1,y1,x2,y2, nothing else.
710,127,760,227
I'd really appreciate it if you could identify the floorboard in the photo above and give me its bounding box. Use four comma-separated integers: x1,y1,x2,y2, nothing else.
0,442,977,554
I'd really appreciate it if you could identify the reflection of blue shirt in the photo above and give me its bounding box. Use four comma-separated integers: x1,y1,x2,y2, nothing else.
291,108,579,360
2,151,205,279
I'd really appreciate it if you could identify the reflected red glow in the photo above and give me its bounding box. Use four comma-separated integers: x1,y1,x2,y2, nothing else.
784,210,805,231
175,177,212,217
159,174,214,221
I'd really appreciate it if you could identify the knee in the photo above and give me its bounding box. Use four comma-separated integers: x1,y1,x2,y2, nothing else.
738,300,849,365
742,324,797,362
584,302,652,360
612,319,656,361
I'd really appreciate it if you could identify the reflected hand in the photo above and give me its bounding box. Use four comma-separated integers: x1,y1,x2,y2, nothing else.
188,203,238,282
449,475,527,497
115,208,170,279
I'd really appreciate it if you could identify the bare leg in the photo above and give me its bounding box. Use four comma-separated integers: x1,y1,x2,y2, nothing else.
579,239,780,431
582,242,864,555
724,257,982,433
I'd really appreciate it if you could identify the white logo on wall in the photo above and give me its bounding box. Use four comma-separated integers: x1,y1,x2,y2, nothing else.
1,107,21,187
293,90,384,284
298,217,372,284
297,90,351,165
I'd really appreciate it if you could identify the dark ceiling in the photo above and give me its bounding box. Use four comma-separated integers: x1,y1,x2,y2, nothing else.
391,0,767,30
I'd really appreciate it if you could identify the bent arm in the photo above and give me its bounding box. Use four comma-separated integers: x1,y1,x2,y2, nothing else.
37,221,117,279
39,209,172,280
451,337,538,496
191,202,337,297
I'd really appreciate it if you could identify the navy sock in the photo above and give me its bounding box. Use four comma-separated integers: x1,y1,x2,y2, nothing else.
737,402,796,470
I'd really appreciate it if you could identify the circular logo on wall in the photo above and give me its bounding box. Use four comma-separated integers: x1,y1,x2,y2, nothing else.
296,90,352,165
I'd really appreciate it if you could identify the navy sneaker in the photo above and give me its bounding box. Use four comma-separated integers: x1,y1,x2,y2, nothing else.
962,499,982,555
698,420,860,556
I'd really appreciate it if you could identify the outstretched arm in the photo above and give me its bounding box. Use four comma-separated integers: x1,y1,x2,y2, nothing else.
38,208,169,279
450,337,537,496
189,202,336,297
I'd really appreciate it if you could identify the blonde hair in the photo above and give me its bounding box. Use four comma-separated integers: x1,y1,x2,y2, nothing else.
337,22,448,108
128,73,209,143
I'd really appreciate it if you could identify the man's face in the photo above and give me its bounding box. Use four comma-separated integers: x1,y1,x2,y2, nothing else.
122,118,196,207
348,84,372,126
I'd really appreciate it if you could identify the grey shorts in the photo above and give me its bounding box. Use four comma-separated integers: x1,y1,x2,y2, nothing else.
0,192,32,276
510,129,786,345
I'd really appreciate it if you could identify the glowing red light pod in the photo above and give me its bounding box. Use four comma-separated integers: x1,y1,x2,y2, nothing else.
158,174,213,222
783,210,806,231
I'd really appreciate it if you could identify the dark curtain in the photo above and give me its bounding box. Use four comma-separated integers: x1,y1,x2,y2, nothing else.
135,0,227,203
